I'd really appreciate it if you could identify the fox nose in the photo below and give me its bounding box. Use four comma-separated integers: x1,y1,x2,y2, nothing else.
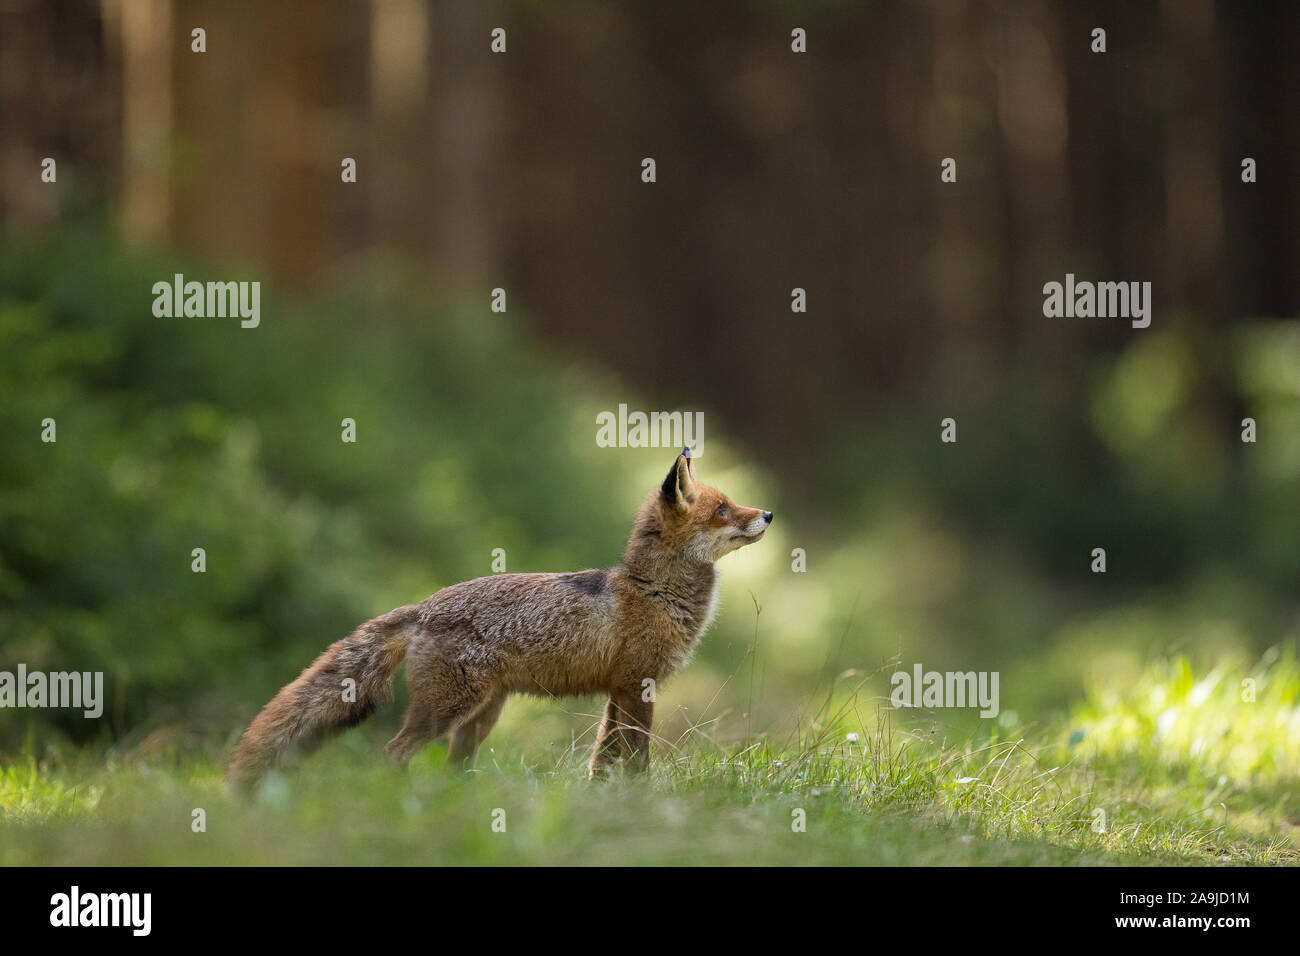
763,511,773,524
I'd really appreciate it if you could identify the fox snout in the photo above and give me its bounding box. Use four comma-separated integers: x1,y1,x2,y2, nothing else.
733,509,773,540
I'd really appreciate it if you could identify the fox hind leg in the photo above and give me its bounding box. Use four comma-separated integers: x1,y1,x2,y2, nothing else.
384,636,486,766
447,689,507,767
385,695,461,764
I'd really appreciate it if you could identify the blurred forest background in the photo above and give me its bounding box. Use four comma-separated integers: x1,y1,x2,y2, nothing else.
0,0,1297,760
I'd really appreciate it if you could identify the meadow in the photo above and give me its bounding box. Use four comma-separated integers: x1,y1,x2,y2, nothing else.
2,653,1295,866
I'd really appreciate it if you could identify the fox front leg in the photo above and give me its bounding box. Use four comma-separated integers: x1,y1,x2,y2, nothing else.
588,690,653,778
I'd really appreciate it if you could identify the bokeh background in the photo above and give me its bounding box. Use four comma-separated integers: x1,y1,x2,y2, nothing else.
1,0,1297,761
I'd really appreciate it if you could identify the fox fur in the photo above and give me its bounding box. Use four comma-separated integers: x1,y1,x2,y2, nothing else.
227,448,771,789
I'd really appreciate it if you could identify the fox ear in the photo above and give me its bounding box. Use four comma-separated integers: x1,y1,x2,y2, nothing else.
660,449,697,510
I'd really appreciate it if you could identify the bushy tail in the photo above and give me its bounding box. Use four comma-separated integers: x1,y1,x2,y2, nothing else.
227,605,419,791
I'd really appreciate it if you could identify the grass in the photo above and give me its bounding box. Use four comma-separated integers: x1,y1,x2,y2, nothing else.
1,653,1297,866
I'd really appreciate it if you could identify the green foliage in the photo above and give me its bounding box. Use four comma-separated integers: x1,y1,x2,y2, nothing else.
0,234,656,748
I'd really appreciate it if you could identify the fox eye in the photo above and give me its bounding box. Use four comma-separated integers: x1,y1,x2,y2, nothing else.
716,506,729,518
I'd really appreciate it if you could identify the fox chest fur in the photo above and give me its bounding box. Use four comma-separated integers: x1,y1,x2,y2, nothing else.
612,563,721,680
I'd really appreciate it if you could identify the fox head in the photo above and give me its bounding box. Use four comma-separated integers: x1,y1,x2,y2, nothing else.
629,447,772,566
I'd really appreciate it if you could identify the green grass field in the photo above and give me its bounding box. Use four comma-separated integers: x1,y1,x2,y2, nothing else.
2,653,1295,866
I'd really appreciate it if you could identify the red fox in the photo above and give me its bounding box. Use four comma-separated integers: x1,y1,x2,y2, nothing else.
228,448,771,789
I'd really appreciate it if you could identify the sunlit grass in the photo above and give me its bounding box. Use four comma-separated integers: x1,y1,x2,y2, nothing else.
1069,648,1300,783
0,756,103,822
1,653,1295,865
